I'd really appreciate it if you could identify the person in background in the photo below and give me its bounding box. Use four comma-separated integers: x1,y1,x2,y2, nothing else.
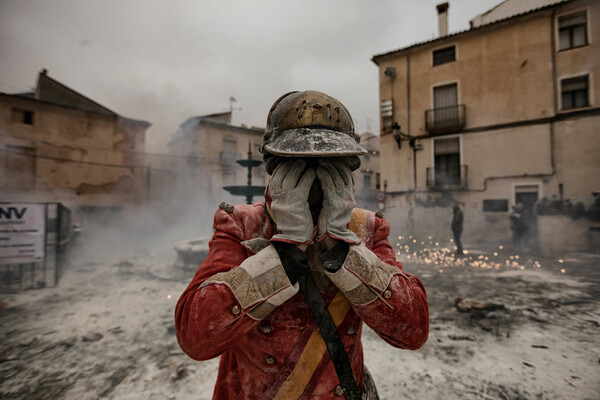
174,90,429,400
509,203,529,251
451,204,464,256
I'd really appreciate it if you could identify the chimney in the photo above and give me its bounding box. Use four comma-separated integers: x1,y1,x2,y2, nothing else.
437,2,449,37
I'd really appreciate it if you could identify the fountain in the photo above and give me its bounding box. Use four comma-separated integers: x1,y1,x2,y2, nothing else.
173,144,266,270
223,142,266,204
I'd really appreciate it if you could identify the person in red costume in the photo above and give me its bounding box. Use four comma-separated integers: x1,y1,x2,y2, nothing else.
175,90,429,400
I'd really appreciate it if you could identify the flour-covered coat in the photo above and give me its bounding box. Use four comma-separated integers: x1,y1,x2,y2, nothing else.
175,201,429,400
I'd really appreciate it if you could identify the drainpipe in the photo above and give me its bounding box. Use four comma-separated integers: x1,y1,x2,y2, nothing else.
146,162,151,204
406,51,416,191
407,50,417,235
550,7,558,174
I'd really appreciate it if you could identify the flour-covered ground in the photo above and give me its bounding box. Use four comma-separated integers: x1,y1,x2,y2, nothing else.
1,238,599,400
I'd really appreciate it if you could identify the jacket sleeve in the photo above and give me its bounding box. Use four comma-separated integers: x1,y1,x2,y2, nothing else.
324,216,429,350
174,208,297,361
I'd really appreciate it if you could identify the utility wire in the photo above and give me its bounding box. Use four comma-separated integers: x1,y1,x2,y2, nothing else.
0,148,233,174
0,131,206,161
0,148,144,169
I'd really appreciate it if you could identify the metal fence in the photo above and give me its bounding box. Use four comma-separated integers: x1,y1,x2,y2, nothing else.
0,203,71,292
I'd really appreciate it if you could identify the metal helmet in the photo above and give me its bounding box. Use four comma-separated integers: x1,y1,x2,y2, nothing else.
260,90,367,157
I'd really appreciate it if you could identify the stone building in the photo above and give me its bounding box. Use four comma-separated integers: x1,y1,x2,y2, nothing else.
372,0,600,251
0,69,150,227
167,112,265,228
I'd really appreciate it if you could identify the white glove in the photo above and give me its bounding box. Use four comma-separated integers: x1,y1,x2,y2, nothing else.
316,159,360,244
268,159,316,244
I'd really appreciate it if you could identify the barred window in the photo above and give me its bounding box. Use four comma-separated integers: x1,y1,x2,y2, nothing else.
433,46,456,66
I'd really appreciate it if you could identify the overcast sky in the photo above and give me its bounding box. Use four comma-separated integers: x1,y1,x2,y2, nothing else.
1,0,501,152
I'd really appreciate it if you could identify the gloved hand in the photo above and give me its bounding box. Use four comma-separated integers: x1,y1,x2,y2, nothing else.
316,159,360,244
268,159,316,244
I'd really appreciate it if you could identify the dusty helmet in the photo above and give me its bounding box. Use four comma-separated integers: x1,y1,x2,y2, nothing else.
260,90,368,157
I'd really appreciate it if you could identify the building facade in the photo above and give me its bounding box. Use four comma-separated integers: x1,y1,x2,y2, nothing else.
372,0,599,251
0,70,150,227
167,112,266,229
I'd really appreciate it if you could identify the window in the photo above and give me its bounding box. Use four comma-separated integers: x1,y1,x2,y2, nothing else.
433,46,456,66
434,137,460,186
363,174,371,191
11,108,34,125
559,11,587,50
561,75,589,110
223,137,237,153
220,137,238,164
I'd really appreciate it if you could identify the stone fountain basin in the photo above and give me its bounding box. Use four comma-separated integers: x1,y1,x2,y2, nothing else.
173,236,211,270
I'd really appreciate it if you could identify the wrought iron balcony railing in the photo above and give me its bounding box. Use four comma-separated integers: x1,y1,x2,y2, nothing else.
426,165,468,190
425,104,466,134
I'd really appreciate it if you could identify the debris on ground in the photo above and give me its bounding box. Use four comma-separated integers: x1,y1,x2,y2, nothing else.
454,297,505,313
81,332,104,342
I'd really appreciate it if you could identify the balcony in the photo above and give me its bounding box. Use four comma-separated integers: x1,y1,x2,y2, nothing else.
426,165,468,190
425,104,466,135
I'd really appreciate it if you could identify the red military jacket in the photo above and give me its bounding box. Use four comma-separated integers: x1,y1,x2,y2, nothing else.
175,201,428,400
